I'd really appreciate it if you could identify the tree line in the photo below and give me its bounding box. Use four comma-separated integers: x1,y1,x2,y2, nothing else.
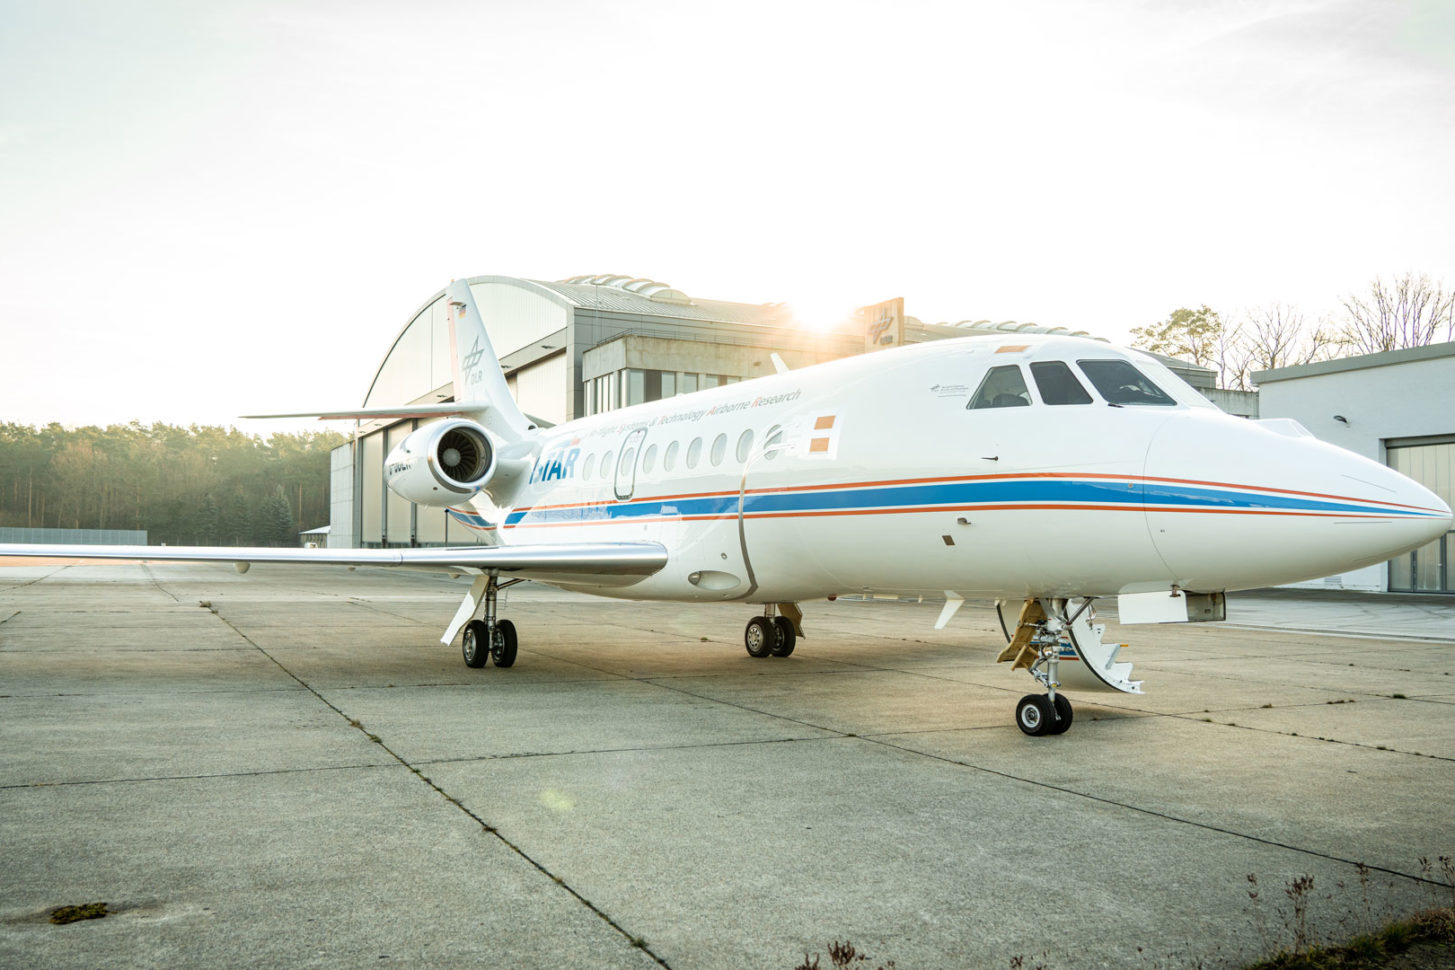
0,423,346,546
1131,272,1455,390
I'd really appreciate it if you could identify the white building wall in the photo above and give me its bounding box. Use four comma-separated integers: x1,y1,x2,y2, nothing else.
513,353,568,425
327,442,356,550
1254,345,1455,590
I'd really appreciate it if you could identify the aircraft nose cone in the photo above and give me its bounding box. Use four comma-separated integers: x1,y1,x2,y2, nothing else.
1144,415,1452,591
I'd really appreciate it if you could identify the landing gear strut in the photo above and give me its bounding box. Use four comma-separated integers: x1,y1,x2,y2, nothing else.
1000,598,1087,736
460,575,522,669
744,604,797,658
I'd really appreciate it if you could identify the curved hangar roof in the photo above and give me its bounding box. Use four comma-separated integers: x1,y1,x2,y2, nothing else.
361,273,1138,410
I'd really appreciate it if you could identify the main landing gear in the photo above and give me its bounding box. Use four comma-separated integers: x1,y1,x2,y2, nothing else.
744,603,797,658
460,576,521,669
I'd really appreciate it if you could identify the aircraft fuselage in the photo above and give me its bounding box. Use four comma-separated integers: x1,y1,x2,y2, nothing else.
455,335,1450,604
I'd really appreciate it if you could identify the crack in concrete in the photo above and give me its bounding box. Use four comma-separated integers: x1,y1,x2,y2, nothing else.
0,566,69,591
636,676,1454,892
0,761,397,791
206,608,674,970
139,563,183,604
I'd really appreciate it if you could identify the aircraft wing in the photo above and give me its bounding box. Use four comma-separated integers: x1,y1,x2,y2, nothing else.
0,541,667,585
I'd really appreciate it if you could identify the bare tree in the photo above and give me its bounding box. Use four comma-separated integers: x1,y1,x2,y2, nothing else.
1243,303,1338,371
1338,273,1455,355
1213,314,1252,391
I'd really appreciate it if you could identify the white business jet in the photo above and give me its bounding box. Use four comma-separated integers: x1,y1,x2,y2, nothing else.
3,281,1449,735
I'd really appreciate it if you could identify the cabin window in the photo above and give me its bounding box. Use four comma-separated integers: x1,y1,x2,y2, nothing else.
582,453,596,480
736,429,754,463
967,365,1032,409
642,444,657,474
601,451,614,478
1030,361,1093,405
1077,359,1176,406
763,424,783,460
686,437,703,469
664,440,679,471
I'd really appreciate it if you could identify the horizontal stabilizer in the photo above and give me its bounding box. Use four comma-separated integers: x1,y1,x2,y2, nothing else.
241,403,485,421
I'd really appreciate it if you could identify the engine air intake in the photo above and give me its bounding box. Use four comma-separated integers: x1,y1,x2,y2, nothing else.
438,426,489,485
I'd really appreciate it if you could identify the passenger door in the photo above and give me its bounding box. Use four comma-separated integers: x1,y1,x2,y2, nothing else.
614,428,647,501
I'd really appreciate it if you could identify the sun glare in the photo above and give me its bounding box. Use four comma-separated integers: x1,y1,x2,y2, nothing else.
786,297,860,333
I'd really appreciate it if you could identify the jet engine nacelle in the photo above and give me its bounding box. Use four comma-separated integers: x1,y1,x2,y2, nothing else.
384,419,496,507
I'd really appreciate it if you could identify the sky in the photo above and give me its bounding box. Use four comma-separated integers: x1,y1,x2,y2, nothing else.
1,0,1452,429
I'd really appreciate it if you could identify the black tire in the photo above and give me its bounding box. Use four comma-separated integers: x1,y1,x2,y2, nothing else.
1049,694,1073,734
770,616,796,657
744,616,774,658
492,619,518,668
462,619,490,668
1015,694,1054,736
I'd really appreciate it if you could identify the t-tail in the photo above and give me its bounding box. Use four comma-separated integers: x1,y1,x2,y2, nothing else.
446,279,532,443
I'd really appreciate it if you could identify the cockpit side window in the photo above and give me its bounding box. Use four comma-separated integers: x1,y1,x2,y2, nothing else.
1076,359,1177,406
967,364,1032,409
1029,361,1092,405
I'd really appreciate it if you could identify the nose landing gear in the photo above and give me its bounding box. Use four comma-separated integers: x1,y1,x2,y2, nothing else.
1014,637,1074,736
1000,598,1081,736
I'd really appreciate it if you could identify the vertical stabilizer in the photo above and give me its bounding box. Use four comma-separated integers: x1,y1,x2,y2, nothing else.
445,279,532,442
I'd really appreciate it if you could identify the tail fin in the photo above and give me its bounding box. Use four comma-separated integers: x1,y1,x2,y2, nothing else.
446,279,532,442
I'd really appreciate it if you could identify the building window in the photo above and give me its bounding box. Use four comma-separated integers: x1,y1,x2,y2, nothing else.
626,369,646,407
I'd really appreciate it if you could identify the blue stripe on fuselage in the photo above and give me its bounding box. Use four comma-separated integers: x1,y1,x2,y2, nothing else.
493,477,1433,529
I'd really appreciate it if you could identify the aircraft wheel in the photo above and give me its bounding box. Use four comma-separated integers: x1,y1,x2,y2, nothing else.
1015,694,1054,736
744,617,774,658
492,619,518,668
1049,694,1073,735
462,619,490,668
770,616,796,657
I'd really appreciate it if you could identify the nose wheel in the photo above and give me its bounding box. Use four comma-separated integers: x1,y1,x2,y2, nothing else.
1015,692,1073,736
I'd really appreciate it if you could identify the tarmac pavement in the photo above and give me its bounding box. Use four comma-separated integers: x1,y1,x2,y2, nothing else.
1,563,1452,969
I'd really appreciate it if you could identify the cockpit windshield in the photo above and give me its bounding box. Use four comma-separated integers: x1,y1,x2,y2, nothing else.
967,364,1031,409
1029,361,1092,405
1076,359,1176,406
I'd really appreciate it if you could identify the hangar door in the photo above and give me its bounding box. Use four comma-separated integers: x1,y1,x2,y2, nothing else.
1387,437,1455,593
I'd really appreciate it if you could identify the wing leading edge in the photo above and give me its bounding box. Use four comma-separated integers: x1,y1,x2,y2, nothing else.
0,542,667,585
